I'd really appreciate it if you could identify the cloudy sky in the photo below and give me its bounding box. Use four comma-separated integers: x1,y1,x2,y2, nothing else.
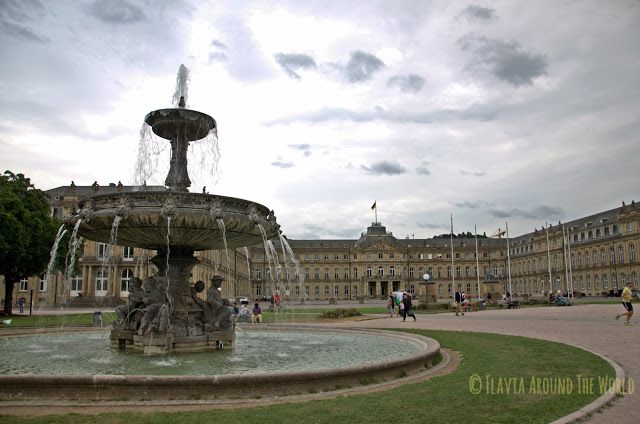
1,0,638,240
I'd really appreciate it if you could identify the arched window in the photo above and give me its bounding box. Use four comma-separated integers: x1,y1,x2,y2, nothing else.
619,246,625,263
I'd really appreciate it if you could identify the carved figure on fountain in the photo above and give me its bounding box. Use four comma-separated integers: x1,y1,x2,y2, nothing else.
114,277,145,331
193,275,233,331
138,276,171,336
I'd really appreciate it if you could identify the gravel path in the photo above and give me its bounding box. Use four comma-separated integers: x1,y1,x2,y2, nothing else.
326,304,638,424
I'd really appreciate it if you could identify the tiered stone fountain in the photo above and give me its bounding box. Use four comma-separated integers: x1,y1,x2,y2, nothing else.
66,96,280,354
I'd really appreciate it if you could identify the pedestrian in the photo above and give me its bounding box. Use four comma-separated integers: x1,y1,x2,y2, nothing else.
454,290,464,316
17,298,25,314
615,282,634,325
251,303,263,323
403,293,416,322
387,294,395,318
399,298,405,319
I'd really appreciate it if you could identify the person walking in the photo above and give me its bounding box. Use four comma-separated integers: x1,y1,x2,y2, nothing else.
386,294,395,318
454,290,464,316
402,293,416,322
615,281,634,325
17,298,25,314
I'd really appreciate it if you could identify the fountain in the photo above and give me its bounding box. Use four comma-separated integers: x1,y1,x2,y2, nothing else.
0,66,443,406
65,71,280,354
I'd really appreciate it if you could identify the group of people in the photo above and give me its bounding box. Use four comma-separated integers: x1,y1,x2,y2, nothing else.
231,302,263,323
386,292,416,322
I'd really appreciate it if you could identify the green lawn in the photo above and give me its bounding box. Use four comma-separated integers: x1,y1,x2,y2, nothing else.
3,329,615,424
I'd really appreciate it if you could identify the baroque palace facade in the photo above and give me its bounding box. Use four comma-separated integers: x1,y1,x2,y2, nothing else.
1,182,638,308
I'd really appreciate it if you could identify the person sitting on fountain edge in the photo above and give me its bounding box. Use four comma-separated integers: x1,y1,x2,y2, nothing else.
252,303,262,323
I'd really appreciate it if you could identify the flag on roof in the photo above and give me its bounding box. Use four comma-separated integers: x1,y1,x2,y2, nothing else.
371,201,376,210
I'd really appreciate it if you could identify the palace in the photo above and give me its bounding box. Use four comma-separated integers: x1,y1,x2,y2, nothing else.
1,183,638,308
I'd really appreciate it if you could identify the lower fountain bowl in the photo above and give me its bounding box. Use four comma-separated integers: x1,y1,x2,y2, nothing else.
0,325,440,401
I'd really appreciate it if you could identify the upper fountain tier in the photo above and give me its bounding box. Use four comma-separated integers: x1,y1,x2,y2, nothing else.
69,191,279,251
66,96,280,250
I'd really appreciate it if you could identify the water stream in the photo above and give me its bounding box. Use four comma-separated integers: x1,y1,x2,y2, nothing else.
46,225,67,278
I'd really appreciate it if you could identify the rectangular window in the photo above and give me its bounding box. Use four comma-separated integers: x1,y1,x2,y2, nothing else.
123,246,134,260
39,276,47,292
71,276,83,291
19,278,28,291
344,285,349,295
98,243,107,258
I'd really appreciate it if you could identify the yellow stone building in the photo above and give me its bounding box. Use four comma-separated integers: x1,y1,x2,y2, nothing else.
1,183,638,309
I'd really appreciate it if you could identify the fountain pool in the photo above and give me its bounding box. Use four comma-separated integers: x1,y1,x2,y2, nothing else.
0,326,440,401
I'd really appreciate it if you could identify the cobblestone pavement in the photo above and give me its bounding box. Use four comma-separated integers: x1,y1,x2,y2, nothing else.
326,304,638,424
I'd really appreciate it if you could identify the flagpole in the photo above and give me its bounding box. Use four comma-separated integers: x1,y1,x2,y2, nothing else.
545,222,552,294
563,225,569,296
475,225,481,300
567,227,573,298
506,221,513,301
450,214,455,294
375,203,378,224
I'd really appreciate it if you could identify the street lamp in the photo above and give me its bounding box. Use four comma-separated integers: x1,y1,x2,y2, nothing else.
422,273,431,310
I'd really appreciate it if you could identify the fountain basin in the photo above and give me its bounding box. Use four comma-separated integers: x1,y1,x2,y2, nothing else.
0,325,440,401
145,108,216,141
68,191,279,250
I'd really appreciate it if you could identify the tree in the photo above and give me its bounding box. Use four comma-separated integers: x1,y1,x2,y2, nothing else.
0,171,59,315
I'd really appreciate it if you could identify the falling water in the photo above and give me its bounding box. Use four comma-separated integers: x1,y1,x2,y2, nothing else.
98,215,122,292
165,216,171,289
278,233,304,300
257,224,273,280
133,123,165,187
216,218,230,266
243,246,251,282
103,215,123,267
47,225,67,277
172,64,190,107
65,218,84,277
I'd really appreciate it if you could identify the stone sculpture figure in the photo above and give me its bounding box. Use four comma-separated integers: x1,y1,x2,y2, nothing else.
138,276,171,336
114,277,145,331
194,275,233,331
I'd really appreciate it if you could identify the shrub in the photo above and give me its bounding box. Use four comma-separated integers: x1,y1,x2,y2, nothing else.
321,308,362,319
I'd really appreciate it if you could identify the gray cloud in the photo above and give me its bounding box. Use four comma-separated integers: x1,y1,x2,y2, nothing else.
288,143,310,150
361,160,406,176
459,5,498,21
460,35,548,86
417,222,443,229
274,53,317,79
211,40,228,50
208,52,228,62
288,143,312,157
271,160,294,169
415,161,431,175
387,74,426,93
460,170,485,176
87,0,145,24
487,205,565,219
0,0,49,42
0,19,49,42
268,103,498,125
452,200,494,209
344,50,385,83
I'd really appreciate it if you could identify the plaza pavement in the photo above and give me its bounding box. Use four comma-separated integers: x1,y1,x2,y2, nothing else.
325,303,638,424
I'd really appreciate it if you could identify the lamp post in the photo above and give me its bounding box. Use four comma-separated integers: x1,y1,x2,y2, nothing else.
422,273,431,310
